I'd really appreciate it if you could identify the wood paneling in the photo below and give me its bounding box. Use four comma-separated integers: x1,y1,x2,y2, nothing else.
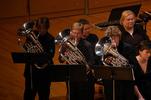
88,0,141,14
0,0,27,18
30,0,84,17
0,0,150,100
0,0,141,19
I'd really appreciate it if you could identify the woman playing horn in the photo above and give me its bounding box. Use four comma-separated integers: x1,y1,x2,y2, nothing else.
58,22,95,100
101,26,135,100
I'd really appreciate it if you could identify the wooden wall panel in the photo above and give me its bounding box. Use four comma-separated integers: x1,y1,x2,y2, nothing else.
0,24,25,100
0,0,142,19
30,0,84,18
0,0,27,19
0,0,150,100
88,0,142,14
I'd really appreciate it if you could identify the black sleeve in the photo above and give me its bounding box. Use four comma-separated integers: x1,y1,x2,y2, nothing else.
43,34,55,64
49,36,55,58
84,40,95,67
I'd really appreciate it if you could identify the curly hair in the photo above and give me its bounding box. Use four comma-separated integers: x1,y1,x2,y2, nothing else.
105,25,121,38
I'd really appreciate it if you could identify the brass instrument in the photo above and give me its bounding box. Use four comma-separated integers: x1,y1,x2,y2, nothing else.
17,21,47,69
17,21,43,53
55,32,91,74
95,36,129,67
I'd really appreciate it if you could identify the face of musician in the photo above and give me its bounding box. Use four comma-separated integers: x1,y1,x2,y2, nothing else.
82,24,92,39
111,35,120,48
38,25,48,35
139,49,151,61
36,17,50,36
123,14,136,29
70,28,82,41
137,40,151,61
120,10,136,29
105,26,121,48
70,22,83,42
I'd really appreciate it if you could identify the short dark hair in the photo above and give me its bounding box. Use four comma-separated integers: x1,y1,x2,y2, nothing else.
62,28,70,37
137,40,151,51
36,17,50,29
77,19,90,25
136,40,151,55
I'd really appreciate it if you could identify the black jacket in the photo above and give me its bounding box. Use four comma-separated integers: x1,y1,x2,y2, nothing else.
119,24,150,47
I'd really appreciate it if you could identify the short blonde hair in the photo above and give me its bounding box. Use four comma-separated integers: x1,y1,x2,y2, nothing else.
72,22,83,32
120,10,136,25
105,26,121,37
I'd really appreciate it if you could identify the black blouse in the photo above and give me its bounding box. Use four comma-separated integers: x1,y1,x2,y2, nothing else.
130,57,151,100
119,24,149,47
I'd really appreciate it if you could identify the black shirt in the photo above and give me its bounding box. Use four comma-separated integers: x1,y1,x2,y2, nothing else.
77,39,95,67
130,57,151,100
24,32,55,77
119,24,149,47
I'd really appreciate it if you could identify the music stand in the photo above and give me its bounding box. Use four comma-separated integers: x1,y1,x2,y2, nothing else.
11,52,51,90
94,66,134,100
50,64,87,100
11,52,49,63
49,64,87,82
37,64,87,100
11,53,87,100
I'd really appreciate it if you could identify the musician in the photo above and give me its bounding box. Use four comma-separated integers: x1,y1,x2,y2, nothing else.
119,10,150,56
77,18,101,65
129,40,151,100
24,17,55,100
58,22,95,100
102,26,135,100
